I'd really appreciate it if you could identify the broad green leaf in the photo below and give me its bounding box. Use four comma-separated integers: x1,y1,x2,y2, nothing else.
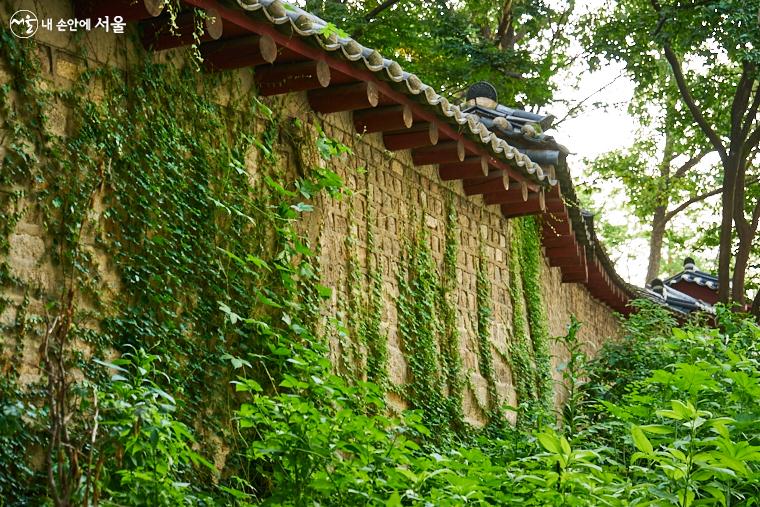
631,426,654,454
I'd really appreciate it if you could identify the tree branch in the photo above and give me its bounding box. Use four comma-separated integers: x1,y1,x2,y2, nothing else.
751,197,760,237
365,0,404,21
552,73,625,128
672,149,710,179
744,121,760,160
740,81,760,142
661,43,727,161
730,62,756,144
664,175,760,223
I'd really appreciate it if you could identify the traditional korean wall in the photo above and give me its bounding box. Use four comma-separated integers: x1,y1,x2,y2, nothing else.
309,100,620,424
0,1,620,428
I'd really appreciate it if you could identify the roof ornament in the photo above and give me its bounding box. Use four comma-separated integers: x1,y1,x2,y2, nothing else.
466,81,499,109
650,278,666,299
683,256,696,271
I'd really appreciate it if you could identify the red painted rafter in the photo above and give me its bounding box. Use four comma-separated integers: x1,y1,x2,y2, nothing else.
181,0,539,191
174,0,634,307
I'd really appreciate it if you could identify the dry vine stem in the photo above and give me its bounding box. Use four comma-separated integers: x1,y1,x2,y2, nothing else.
41,288,78,507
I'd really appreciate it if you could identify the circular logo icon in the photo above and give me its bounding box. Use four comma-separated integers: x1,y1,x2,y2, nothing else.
10,10,38,38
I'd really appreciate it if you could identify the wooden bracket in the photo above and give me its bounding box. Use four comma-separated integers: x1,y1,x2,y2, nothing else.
411,140,465,166
438,157,488,181
463,170,509,196
202,34,277,70
308,82,379,114
255,60,331,96
353,105,413,133
383,122,438,150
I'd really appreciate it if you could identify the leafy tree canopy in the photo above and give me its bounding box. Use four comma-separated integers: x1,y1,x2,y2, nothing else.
305,0,577,108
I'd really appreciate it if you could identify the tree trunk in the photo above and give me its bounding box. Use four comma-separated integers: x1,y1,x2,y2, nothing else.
495,0,513,49
731,157,751,306
751,287,760,319
646,123,675,283
717,154,740,303
646,207,667,283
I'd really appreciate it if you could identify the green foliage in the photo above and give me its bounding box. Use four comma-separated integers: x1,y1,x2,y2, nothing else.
305,0,577,107
476,241,500,421
507,217,553,427
554,315,587,436
94,348,216,506
222,300,760,505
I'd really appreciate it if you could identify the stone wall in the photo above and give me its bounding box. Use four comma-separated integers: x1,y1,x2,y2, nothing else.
307,101,620,424
0,0,621,427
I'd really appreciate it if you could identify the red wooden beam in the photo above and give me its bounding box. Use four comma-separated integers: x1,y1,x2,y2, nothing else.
141,8,223,51
550,257,585,269
562,272,589,283
543,185,565,213
561,263,588,275
463,170,509,196
483,182,529,205
547,245,584,268
201,34,277,70
501,191,546,218
542,218,572,238
545,243,581,260
561,261,589,283
438,157,488,180
354,105,412,133
181,0,540,191
411,140,465,165
255,60,331,96
541,236,575,250
384,123,438,150
308,82,379,114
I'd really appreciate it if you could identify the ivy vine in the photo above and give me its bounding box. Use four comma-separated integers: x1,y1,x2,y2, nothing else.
476,240,501,423
0,27,346,500
507,216,553,427
395,199,467,438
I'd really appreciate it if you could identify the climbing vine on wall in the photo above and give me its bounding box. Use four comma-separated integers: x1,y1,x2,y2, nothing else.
363,207,389,389
340,200,389,390
507,216,553,426
438,197,464,429
397,227,447,430
341,204,367,381
476,240,501,423
519,216,554,410
0,27,348,502
396,199,466,437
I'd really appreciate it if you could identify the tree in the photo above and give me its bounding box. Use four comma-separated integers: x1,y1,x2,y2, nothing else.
305,0,577,108
585,74,722,283
585,0,760,307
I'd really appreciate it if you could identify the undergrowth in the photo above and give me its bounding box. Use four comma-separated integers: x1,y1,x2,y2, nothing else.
1,21,760,507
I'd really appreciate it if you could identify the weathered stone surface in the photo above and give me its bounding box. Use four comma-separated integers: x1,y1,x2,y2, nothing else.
0,24,621,428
